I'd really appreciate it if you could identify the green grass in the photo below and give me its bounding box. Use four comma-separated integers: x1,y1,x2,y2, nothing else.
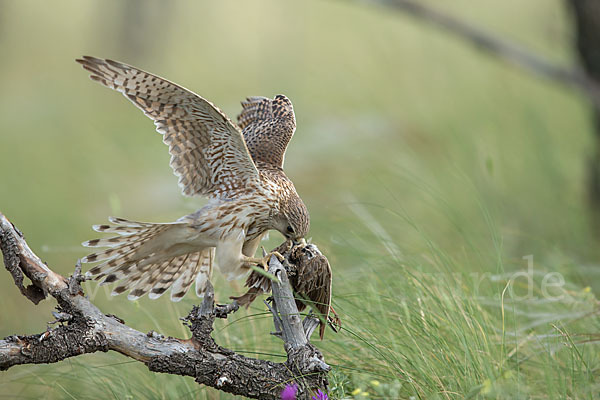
1,0,599,398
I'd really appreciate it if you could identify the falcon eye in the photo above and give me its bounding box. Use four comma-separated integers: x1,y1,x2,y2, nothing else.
286,226,294,234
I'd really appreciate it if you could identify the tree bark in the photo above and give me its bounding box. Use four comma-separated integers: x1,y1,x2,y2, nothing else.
0,212,329,400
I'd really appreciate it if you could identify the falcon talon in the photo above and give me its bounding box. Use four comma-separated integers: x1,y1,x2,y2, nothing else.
293,238,307,248
270,251,285,263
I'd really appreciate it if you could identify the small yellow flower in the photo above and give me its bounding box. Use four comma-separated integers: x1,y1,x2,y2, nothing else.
583,286,591,293
351,388,362,396
503,370,514,379
370,380,380,387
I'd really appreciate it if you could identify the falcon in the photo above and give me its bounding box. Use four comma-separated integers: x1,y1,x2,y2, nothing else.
76,56,309,302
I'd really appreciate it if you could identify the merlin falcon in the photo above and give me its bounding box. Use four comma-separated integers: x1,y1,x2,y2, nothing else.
76,56,310,302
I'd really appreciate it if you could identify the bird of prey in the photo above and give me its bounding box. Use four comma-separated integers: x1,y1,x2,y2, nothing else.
232,241,341,340
76,56,309,302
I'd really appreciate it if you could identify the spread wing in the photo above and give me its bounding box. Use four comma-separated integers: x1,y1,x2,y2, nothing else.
237,95,296,169
76,56,259,198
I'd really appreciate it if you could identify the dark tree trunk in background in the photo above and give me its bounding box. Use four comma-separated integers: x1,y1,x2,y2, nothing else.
568,0,600,231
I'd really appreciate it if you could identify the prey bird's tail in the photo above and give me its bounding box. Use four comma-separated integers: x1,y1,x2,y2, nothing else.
81,217,213,301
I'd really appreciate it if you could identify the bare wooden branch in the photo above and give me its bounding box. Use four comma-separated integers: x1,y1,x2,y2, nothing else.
0,212,329,400
269,255,311,348
362,0,600,106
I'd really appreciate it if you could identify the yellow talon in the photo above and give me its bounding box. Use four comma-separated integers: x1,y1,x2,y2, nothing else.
244,250,285,270
270,250,285,263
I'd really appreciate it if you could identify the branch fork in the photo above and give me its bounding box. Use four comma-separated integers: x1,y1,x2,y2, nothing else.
0,212,329,399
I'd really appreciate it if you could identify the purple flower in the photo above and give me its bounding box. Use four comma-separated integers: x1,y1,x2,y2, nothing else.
281,383,298,400
312,389,328,400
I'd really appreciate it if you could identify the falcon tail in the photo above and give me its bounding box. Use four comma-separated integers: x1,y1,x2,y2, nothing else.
81,217,213,301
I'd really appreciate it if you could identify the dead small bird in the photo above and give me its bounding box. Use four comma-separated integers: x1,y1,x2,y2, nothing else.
232,241,341,340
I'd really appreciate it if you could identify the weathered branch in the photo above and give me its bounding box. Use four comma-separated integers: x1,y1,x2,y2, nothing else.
269,257,311,347
0,212,329,400
362,0,600,106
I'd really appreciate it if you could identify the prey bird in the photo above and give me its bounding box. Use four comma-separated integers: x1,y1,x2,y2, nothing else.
233,241,341,340
76,56,309,302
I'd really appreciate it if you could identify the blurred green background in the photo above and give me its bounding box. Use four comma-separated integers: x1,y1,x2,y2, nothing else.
1,0,599,398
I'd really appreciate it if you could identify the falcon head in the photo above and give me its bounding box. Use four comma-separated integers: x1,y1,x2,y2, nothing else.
276,193,310,241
